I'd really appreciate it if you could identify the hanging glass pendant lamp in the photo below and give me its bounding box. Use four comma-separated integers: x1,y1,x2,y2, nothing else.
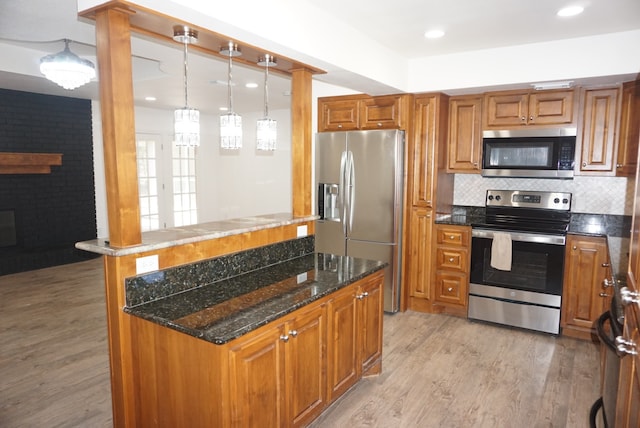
220,41,243,150
39,39,96,90
256,54,277,151
173,25,200,147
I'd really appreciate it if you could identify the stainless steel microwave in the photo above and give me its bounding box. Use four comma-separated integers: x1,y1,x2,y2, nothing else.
481,128,577,178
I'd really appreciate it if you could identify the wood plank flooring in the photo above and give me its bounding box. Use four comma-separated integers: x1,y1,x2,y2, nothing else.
0,259,600,427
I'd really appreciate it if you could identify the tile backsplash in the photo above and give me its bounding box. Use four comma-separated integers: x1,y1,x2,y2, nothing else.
453,174,633,215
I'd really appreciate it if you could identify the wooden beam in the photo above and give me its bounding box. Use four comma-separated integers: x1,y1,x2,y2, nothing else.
0,152,62,174
95,7,141,248
291,69,313,217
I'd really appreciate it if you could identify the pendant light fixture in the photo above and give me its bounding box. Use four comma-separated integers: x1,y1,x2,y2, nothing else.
39,39,96,90
256,54,277,151
173,25,200,147
220,41,242,150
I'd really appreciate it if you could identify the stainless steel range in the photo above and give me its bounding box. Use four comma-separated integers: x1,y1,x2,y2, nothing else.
468,190,572,335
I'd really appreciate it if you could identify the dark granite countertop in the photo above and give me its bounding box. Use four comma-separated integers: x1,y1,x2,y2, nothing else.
124,253,386,345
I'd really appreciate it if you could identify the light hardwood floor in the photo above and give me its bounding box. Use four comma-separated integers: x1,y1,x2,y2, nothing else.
0,258,600,427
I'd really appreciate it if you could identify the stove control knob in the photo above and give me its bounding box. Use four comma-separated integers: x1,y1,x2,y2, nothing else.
495,195,501,201
488,195,494,201
554,198,560,204
562,198,569,204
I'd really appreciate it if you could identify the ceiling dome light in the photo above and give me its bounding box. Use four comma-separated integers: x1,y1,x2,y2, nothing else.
557,5,584,17
424,29,445,39
39,39,96,90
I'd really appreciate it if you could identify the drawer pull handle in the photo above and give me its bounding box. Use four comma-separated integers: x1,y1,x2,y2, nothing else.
280,334,289,342
616,336,638,356
289,330,298,337
599,292,609,297
620,287,640,305
356,292,369,300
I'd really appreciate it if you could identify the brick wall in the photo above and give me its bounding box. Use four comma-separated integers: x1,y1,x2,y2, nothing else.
0,88,98,275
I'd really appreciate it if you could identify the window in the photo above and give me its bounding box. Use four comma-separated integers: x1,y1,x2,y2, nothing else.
136,137,160,232
172,145,198,227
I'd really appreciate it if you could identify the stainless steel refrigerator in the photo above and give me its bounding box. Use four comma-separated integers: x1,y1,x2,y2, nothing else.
315,129,404,312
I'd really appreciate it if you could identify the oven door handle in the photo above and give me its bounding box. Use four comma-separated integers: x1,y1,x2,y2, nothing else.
471,228,566,245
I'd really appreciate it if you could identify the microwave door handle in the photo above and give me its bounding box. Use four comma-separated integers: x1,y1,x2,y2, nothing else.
339,150,348,235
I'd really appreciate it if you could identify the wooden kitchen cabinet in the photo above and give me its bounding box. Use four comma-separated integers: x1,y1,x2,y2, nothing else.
576,86,620,175
318,94,410,131
483,89,576,128
406,207,433,309
615,297,640,428
447,95,483,173
327,271,384,403
228,302,326,427
560,234,611,340
432,224,471,316
616,80,640,176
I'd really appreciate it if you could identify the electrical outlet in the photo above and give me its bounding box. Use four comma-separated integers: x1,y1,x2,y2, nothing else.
297,272,308,284
297,225,308,237
136,255,159,274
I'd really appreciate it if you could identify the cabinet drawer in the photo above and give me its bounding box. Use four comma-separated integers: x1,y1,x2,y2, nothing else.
436,248,468,271
434,272,468,306
360,96,402,129
436,227,470,247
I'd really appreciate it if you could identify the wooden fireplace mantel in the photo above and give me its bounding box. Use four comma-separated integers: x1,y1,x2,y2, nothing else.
0,152,63,174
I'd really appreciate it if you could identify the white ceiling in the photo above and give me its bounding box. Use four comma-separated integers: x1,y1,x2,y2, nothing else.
0,0,639,115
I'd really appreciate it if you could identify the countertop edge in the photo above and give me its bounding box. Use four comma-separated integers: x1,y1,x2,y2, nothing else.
75,213,319,256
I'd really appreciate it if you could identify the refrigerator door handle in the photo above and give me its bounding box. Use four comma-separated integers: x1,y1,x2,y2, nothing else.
347,150,355,233
339,150,348,235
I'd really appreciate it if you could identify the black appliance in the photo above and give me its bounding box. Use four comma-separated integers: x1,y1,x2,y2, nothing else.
590,282,625,428
482,128,576,178
469,189,571,334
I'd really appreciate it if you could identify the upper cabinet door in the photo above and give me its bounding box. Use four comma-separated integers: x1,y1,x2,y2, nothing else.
528,90,576,125
360,95,403,129
617,80,640,176
448,95,483,173
576,87,620,175
318,98,361,132
484,92,529,127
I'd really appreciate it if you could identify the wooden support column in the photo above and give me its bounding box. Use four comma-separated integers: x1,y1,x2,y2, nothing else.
95,7,141,248
291,68,313,217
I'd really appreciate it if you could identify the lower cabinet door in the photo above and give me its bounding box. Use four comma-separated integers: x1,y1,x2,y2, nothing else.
327,287,359,402
288,305,327,427
228,325,287,427
359,273,384,372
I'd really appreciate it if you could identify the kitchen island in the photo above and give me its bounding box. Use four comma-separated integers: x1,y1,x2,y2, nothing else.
121,246,386,427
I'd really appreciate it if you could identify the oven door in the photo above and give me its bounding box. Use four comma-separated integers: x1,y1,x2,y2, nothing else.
470,228,566,295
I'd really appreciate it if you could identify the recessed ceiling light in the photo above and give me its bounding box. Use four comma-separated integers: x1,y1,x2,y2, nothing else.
144,96,156,101
424,29,445,39
219,106,228,111
557,5,584,17
245,82,258,89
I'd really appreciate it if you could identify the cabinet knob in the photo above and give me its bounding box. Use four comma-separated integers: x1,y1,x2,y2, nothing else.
617,164,623,168
356,291,369,300
280,334,289,342
603,278,613,288
620,286,640,305
426,200,432,205
447,287,454,292
377,122,383,127
521,116,526,121
582,162,587,167
449,257,454,262
289,330,298,337
599,292,609,297
602,263,611,267
572,245,577,250
615,336,638,356
449,235,455,240
529,116,534,121
338,124,343,128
